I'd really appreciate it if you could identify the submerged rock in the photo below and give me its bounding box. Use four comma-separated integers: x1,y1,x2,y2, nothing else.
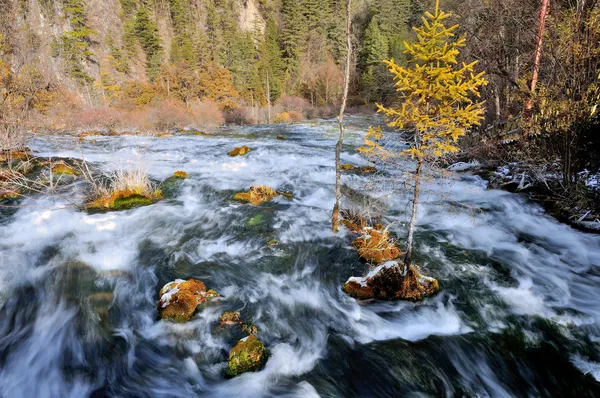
51,163,77,176
219,311,242,325
0,189,20,201
226,335,266,377
233,185,292,206
351,226,402,264
343,261,439,301
229,146,251,156
157,278,219,322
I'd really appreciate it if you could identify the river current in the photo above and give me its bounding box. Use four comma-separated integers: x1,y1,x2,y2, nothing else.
1,118,599,397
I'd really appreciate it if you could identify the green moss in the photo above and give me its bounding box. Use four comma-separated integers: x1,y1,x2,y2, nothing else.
52,163,77,176
226,335,266,377
112,194,152,210
247,214,264,226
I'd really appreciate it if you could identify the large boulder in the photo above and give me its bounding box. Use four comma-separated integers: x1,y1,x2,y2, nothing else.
226,335,266,377
343,261,439,302
158,279,219,322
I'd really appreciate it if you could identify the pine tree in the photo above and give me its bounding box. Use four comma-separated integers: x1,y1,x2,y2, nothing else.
361,19,388,69
281,0,305,73
51,0,97,84
134,7,163,80
360,0,487,267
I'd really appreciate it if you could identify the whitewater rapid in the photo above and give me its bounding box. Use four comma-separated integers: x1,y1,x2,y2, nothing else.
0,118,599,397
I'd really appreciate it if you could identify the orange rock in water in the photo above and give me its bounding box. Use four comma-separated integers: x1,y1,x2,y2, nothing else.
229,146,251,156
343,261,439,302
173,170,188,178
158,278,219,322
233,185,291,206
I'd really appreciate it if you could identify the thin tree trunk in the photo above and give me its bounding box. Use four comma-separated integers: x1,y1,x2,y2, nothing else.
332,0,352,232
266,72,271,124
404,158,422,267
525,0,550,114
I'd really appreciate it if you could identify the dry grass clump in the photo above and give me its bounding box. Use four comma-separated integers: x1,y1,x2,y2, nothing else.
351,225,403,264
86,163,162,210
229,146,251,156
233,185,292,206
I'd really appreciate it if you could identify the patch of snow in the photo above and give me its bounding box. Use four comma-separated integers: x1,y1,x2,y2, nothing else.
160,287,180,308
365,261,400,280
448,160,481,171
346,276,367,287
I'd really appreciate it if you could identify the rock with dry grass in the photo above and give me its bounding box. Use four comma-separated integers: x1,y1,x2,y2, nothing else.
85,167,162,211
158,279,220,323
229,146,251,156
343,261,439,302
351,226,403,264
233,185,292,206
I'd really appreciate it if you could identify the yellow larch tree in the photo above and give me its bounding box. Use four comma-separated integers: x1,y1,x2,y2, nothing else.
360,0,487,267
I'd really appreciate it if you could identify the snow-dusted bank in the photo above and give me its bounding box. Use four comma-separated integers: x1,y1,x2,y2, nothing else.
0,117,599,397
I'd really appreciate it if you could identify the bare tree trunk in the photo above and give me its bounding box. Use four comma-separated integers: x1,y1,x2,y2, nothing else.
404,158,422,267
266,72,271,124
525,0,550,114
332,0,352,232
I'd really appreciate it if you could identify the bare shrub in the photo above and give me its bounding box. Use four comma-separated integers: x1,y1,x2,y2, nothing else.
74,107,125,132
146,99,191,132
276,95,310,115
188,100,224,129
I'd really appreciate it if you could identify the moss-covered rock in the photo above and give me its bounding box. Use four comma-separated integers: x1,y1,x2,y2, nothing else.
247,214,264,226
266,239,279,246
158,278,218,322
86,190,160,212
229,146,251,156
241,322,259,336
51,163,77,176
0,189,20,201
343,261,439,302
226,335,266,377
219,311,242,325
339,164,377,174
233,185,293,206
111,194,153,210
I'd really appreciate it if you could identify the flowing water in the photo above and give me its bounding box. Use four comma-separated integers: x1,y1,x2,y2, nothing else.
1,118,599,397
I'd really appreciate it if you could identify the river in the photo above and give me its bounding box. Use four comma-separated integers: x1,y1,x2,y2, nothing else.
1,118,599,397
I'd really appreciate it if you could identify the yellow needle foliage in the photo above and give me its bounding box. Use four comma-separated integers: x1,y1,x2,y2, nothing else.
359,0,487,160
